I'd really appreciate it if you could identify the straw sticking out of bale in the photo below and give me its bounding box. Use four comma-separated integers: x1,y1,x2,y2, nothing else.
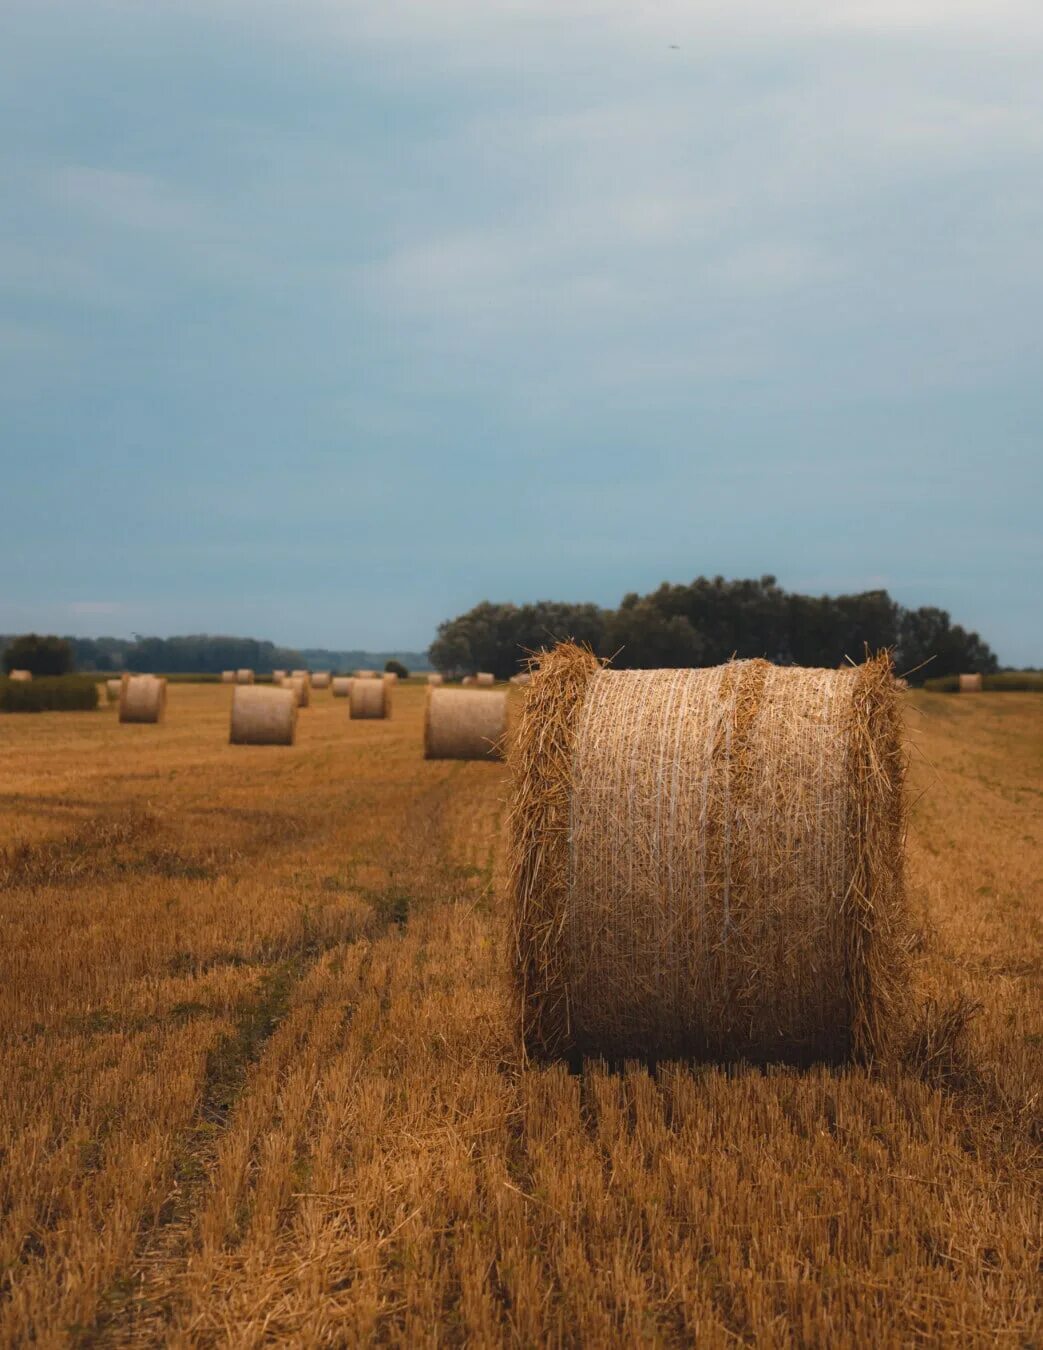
119,674,167,724
310,672,331,690
331,676,353,698
230,686,297,745
959,673,983,692
508,642,909,1067
221,671,236,684
476,672,495,686
8,670,32,682
424,688,508,761
284,676,310,708
426,673,444,685
350,677,391,719
236,669,255,685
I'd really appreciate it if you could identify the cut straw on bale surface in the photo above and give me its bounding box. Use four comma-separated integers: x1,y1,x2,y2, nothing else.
476,672,495,686
426,673,444,685
8,670,32,682
508,642,909,1067
310,672,331,690
221,670,236,684
424,687,508,761
959,673,983,692
105,678,122,702
236,669,254,685
229,685,297,745
331,676,353,698
284,676,310,708
118,674,167,724
350,677,390,719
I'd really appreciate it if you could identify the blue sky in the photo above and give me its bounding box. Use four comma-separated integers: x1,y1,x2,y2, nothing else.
1,0,1040,663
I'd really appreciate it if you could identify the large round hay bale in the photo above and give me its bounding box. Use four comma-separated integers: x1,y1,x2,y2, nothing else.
221,670,236,684
424,687,507,761
958,673,983,692
8,670,32,682
476,672,495,686
236,669,255,685
284,675,310,708
350,677,390,719
310,671,331,690
230,685,297,745
331,676,353,698
426,673,444,685
119,674,167,724
105,678,122,702
509,643,908,1066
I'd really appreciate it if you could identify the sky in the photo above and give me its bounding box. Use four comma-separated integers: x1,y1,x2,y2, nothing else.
1,0,1040,664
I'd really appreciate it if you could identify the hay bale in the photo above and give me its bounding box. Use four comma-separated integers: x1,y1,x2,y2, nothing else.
510,673,531,686
384,671,399,684
350,676,391,719
119,674,167,724
272,669,287,683
354,669,377,679
291,669,311,686
221,670,236,684
331,676,353,698
958,673,983,692
462,676,475,687
105,678,122,702
8,670,32,682
476,672,495,686
311,672,331,690
285,675,310,708
424,687,507,761
230,685,297,745
236,669,255,685
508,642,909,1066
426,673,444,685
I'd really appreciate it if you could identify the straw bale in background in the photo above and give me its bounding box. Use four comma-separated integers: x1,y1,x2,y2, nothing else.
311,672,331,689
350,677,390,719
424,688,507,761
8,670,32,682
221,671,236,684
476,672,495,686
236,669,254,685
230,686,297,745
331,676,353,698
284,676,310,708
959,673,983,692
119,674,167,724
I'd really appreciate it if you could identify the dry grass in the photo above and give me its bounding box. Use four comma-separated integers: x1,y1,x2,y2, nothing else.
0,683,1039,1345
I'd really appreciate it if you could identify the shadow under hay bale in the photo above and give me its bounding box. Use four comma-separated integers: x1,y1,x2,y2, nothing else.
350,677,390,720
508,642,910,1067
230,685,297,745
424,687,507,761
119,674,167,725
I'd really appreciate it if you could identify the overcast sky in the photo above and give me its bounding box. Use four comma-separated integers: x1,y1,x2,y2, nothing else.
1,0,1040,662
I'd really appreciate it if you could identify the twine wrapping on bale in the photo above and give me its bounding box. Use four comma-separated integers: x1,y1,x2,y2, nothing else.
427,673,444,685
284,676,310,708
959,673,983,692
119,674,167,724
331,676,353,698
311,672,331,690
476,672,495,686
350,677,390,719
221,670,236,684
105,678,122,702
236,669,255,685
8,670,32,682
230,686,297,745
508,642,909,1067
424,687,507,761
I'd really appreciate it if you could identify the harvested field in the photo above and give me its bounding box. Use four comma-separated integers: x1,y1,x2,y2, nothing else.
0,683,1039,1345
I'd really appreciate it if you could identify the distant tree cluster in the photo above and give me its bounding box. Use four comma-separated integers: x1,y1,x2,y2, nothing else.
428,577,998,684
121,635,301,674
2,633,75,677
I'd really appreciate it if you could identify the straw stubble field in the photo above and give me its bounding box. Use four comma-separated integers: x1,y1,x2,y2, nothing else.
0,683,1039,1346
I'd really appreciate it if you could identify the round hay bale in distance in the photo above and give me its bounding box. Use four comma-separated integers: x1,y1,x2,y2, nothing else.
230,685,297,745
8,670,32,682
291,669,311,686
350,677,390,719
119,674,167,724
105,678,122,702
958,673,983,692
510,672,531,686
221,670,236,684
284,675,310,708
476,672,495,686
331,676,353,698
354,669,377,679
509,643,909,1067
272,669,287,683
236,669,255,685
426,672,444,685
461,675,475,687
310,671,331,690
424,687,507,761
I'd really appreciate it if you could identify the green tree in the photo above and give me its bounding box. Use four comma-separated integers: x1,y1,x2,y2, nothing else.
385,658,409,679
3,633,75,676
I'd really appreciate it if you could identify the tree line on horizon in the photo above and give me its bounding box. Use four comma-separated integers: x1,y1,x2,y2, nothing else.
427,575,1000,683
